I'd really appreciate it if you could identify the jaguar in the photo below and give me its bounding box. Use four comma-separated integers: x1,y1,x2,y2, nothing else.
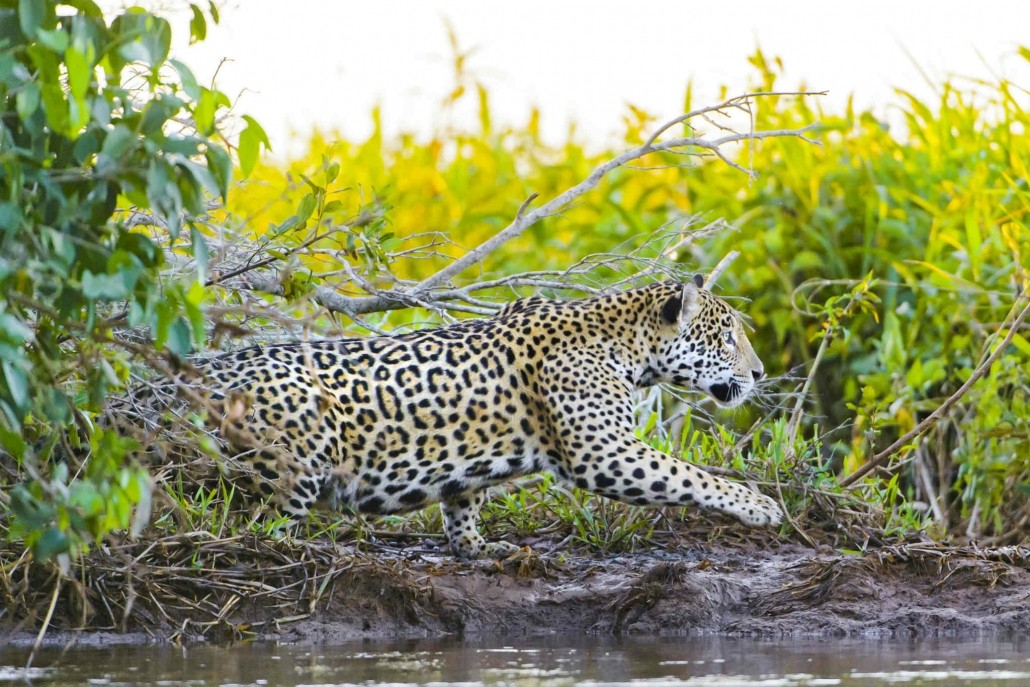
138,276,783,557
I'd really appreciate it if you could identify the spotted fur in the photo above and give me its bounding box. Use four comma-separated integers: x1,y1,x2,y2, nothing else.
173,279,782,557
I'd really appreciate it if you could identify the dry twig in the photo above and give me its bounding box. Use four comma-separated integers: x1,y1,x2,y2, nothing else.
182,92,821,320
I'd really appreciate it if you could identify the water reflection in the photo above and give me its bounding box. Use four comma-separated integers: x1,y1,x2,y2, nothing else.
0,636,1028,686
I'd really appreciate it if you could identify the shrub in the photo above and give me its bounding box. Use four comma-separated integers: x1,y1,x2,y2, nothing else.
0,0,266,561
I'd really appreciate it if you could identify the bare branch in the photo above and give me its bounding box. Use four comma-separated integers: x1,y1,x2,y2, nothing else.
644,90,827,147
187,92,820,321
705,250,740,290
407,108,819,299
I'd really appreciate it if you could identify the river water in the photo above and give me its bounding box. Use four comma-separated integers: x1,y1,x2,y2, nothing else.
1,637,1028,686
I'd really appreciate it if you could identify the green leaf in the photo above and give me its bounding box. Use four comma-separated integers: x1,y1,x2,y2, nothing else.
118,228,162,268
41,387,72,424
192,87,227,136
98,124,134,168
146,158,184,238
82,270,129,300
204,145,232,200
154,301,174,349
193,88,215,135
296,193,316,224
184,279,206,346
1009,332,1030,358
18,0,45,39
15,82,40,121
34,527,71,559
36,26,69,53
69,13,106,61
162,135,202,157
26,42,59,79
326,161,340,184
0,423,26,459
238,114,270,177
73,126,103,163
39,80,70,136
0,312,33,342
69,483,105,517
0,203,22,231
173,159,209,214
63,0,104,18
65,44,91,101
90,90,111,126
166,317,192,356
111,10,171,68
298,173,322,196
190,225,209,283
140,94,182,136
2,359,30,411
170,58,199,100
188,4,206,44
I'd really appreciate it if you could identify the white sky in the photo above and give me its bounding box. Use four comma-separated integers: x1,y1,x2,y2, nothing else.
144,1,1030,157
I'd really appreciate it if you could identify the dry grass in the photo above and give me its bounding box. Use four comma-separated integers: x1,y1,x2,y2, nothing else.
0,530,434,643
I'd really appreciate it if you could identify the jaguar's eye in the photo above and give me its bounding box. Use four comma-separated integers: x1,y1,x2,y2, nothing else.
723,330,735,346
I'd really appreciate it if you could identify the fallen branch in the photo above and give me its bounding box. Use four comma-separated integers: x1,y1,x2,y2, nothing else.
220,222,744,319
208,92,820,318
409,109,819,298
840,294,1030,488
704,250,739,290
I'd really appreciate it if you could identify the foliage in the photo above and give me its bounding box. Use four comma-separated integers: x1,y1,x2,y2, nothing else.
701,54,1030,540
0,0,265,562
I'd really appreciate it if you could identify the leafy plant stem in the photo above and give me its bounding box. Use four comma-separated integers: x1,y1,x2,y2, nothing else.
841,294,1030,488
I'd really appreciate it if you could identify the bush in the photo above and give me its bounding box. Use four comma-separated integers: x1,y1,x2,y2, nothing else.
0,0,266,561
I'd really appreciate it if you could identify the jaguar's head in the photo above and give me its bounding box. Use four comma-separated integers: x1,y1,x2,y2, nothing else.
650,275,764,408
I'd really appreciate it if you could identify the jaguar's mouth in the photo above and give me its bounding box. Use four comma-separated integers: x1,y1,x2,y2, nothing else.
708,381,744,407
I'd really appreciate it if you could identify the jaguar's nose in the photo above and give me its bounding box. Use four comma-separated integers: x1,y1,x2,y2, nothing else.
751,368,764,382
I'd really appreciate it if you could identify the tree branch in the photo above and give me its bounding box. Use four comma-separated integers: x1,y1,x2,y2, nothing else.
408,115,818,298
705,250,739,289
209,92,821,319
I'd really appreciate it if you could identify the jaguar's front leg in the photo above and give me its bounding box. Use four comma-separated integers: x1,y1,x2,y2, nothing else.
541,362,783,528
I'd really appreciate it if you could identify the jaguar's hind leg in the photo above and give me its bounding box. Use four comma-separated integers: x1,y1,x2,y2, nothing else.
441,491,519,559
216,391,326,521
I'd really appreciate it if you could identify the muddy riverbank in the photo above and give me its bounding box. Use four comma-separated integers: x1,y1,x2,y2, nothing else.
3,536,1028,646
283,541,1030,641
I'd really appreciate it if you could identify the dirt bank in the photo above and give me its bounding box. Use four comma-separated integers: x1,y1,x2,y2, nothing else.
285,541,1030,642
3,537,1028,645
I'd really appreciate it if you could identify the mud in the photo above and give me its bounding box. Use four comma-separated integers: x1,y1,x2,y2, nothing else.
283,541,1030,642
6,539,1026,646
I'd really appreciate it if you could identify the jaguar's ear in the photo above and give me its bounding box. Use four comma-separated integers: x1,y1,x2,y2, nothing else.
661,282,704,326
692,273,704,289
679,281,705,326
660,293,681,324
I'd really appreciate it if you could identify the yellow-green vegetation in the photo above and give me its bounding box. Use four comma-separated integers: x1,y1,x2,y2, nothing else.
1,0,1028,579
